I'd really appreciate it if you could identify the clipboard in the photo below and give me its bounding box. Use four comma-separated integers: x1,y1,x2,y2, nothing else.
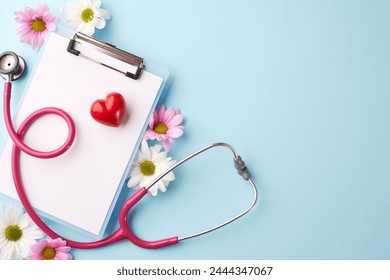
0,26,169,238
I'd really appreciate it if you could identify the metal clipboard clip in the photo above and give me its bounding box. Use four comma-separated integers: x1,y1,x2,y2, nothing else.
67,32,144,80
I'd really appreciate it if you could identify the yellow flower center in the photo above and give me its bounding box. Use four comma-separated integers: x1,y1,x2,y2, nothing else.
153,122,168,134
81,8,94,23
42,247,56,260
5,225,23,242
31,19,46,32
140,160,156,176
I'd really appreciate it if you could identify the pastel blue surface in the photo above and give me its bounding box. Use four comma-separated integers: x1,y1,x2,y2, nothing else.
1,0,390,260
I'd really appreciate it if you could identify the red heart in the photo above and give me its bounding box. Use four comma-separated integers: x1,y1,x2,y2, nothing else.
90,92,126,127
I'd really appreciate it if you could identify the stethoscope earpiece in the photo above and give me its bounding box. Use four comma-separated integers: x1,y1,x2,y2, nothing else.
0,51,26,81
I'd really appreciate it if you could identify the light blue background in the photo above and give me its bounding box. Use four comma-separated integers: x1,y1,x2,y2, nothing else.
1,0,390,260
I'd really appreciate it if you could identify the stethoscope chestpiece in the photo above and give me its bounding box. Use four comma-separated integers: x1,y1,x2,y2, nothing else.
0,51,26,81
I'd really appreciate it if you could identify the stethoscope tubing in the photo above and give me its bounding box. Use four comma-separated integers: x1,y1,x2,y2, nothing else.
3,80,258,250
5,81,118,248
5,81,163,249
4,82,76,158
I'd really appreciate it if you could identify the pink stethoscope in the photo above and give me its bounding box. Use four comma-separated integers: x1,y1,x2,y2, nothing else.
0,51,258,250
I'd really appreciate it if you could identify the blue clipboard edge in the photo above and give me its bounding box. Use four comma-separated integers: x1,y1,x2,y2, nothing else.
0,24,170,240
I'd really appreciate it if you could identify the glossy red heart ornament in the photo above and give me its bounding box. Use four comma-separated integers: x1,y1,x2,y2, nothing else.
90,92,126,127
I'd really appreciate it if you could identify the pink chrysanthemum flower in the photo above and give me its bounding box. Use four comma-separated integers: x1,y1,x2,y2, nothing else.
14,5,60,51
27,238,72,260
143,105,184,151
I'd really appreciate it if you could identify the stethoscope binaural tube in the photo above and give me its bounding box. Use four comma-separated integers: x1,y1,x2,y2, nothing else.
2,51,259,250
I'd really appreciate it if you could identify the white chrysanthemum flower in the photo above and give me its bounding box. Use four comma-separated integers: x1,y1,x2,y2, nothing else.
0,205,44,260
61,0,111,36
128,141,176,196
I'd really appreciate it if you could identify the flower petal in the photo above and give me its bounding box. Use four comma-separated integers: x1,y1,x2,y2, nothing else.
157,181,167,193
127,173,143,188
80,22,96,35
161,171,175,182
45,22,57,32
140,140,151,160
24,228,45,239
94,17,106,29
143,129,156,140
1,242,15,260
54,251,73,260
36,4,49,14
98,8,111,20
162,140,171,151
61,3,82,21
16,24,32,36
67,19,83,29
162,108,176,123
166,127,184,138
149,114,156,128
83,0,93,9
55,246,71,253
93,0,102,8
166,114,184,128
148,186,158,196
158,105,166,121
